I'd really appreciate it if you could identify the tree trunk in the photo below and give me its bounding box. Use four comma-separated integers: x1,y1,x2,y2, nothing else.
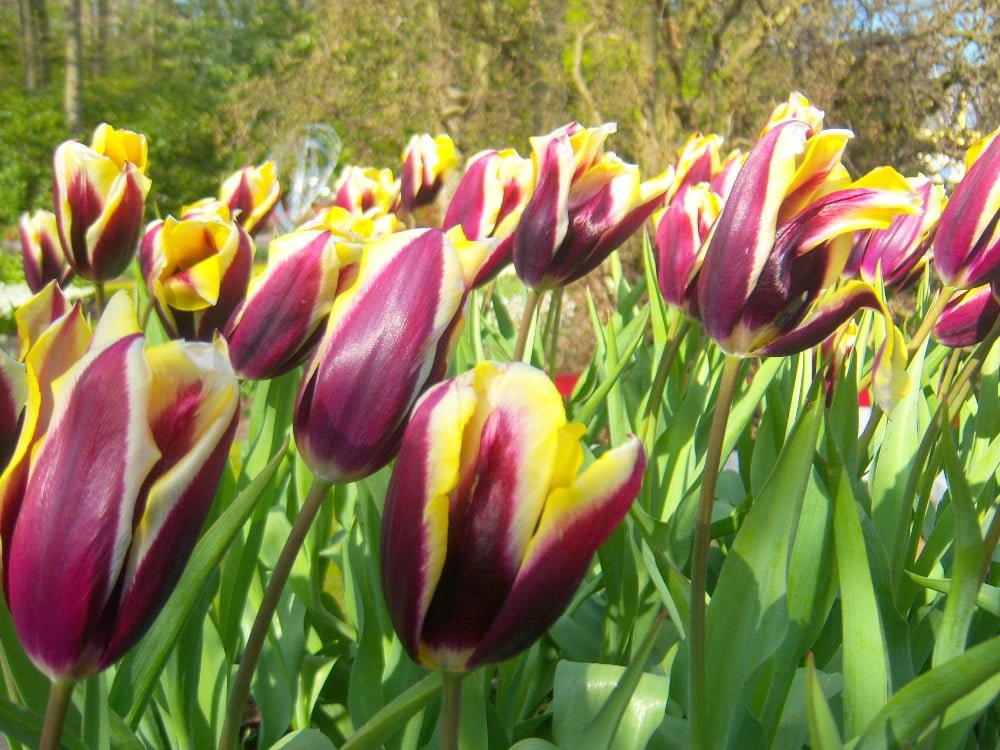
19,0,40,92
65,0,83,132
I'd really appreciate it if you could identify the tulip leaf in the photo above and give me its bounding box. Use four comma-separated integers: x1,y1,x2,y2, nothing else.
0,595,49,712
805,657,843,750
270,728,337,749
340,672,442,750
509,741,560,750
905,573,1000,618
110,439,289,725
702,391,822,749
641,231,671,345
853,635,1000,750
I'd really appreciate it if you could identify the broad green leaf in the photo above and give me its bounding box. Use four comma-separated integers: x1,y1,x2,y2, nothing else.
702,393,823,748
0,696,86,750
805,658,843,750
110,441,289,724
340,672,442,750
854,635,1000,750
509,740,560,750
270,728,337,749
553,661,668,750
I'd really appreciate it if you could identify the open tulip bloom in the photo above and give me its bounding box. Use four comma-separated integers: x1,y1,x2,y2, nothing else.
381,361,645,672
0,293,239,680
332,165,401,217
513,122,671,291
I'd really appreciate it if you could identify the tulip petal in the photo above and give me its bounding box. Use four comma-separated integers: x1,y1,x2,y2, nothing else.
0,350,26,470
467,437,645,667
54,142,121,275
444,151,503,240
14,282,69,360
294,229,465,481
96,340,238,666
5,335,159,677
934,285,1000,348
85,164,152,282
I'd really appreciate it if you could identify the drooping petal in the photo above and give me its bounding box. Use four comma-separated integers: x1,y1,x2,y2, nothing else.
934,285,1000,348
467,436,645,667
96,340,238,667
5,335,159,678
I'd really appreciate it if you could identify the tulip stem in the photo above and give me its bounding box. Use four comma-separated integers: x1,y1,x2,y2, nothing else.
689,354,742,750
218,476,333,750
908,286,955,355
544,287,564,378
94,282,107,315
641,318,692,448
512,289,542,362
439,671,464,750
39,680,74,750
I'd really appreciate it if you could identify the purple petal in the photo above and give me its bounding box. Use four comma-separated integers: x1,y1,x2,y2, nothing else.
934,285,1000,348
513,136,573,289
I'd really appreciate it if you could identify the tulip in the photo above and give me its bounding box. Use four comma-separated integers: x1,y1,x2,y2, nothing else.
221,161,280,235
381,360,645,671
667,132,723,202
225,207,372,380
53,124,151,282
0,293,239,679
846,177,946,288
933,283,1000,348
399,134,458,214
19,211,74,293
512,122,672,291
709,149,746,200
13,282,71,361
293,227,468,482
653,184,722,316
761,91,825,134
332,165,401,216
443,148,533,286
0,350,26,470
933,127,1000,289
141,205,254,341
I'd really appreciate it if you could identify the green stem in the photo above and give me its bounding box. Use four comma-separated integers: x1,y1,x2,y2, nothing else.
641,318,692,448
341,672,443,750
218,476,333,750
39,680,74,750
545,288,564,379
512,289,542,362
439,671,464,750
689,354,743,749
937,347,963,402
94,282,106,315
908,286,955,355
855,404,883,473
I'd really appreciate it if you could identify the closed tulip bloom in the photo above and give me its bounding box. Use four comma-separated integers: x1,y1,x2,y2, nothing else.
225,208,370,380
709,149,746,201
220,161,280,235
0,293,239,679
933,283,1000,348
443,149,533,286
332,165,401,216
933,127,1000,289
53,124,151,282
654,184,722,316
19,211,74,293
846,177,946,288
399,134,458,214
761,91,825,135
294,228,467,482
513,122,671,291
141,205,254,341
667,132,723,202
381,361,645,671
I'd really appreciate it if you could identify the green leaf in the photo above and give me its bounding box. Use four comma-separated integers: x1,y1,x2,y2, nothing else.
905,573,1000,617
553,661,668,750
702,393,823,748
340,672,442,750
509,740,560,750
854,635,1000,750
110,440,289,725
270,728,337,749
0,696,86,750
805,657,843,750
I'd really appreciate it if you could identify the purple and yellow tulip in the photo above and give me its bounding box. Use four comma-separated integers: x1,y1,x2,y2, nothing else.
512,122,671,291
399,134,458,214
332,165,401,217
846,177,945,288
141,205,254,342
653,184,722,317
443,148,533,286
53,124,151,282
667,132,722,202
933,283,1000,348
293,227,468,482
19,210,74,293
0,293,239,679
381,361,645,671
220,161,280,235
933,127,1000,289
761,91,825,135
0,350,26,470
225,208,372,380
709,149,746,201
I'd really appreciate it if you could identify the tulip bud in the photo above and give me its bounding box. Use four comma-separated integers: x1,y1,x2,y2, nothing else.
218,161,281,235
225,208,373,380
668,132,723,201
513,122,671,291
653,184,722,316
19,211,74,293
294,228,467,482
399,134,458,214
443,149,533,286
846,177,945,289
141,206,254,341
53,124,151,282
933,284,1000,348
933,127,1000,289
761,91,825,135
0,293,239,679
332,165,401,216
381,361,645,671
